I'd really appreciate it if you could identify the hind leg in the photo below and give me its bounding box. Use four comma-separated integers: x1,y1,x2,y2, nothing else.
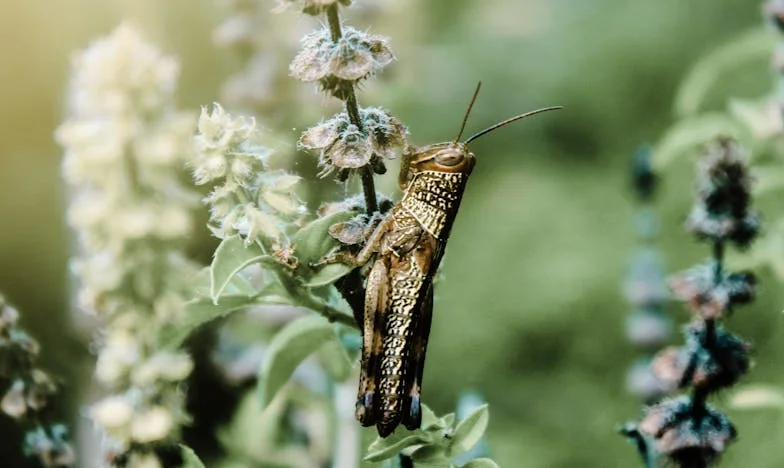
355,258,390,426
402,283,433,431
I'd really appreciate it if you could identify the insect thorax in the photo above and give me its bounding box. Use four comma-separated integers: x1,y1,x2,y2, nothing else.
400,170,467,238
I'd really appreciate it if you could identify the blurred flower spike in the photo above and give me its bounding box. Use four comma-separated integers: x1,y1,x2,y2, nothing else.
624,137,761,468
0,296,75,467
56,22,199,465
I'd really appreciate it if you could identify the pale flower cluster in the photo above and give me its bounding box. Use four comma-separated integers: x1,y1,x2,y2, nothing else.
55,23,197,465
194,103,306,247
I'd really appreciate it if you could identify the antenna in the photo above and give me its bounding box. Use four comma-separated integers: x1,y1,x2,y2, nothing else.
454,82,482,143
464,106,563,145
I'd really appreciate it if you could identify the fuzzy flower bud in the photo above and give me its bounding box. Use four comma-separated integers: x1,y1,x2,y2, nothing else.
668,261,756,319
300,107,407,176
2,380,27,419
685,138,759,247
652,322,750,393
131,407,175,444
637,396,736,466
194,104,305,247
90,396,134,433
291,26,394,97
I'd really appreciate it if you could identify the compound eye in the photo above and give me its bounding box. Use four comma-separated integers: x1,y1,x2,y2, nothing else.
435,151,464,167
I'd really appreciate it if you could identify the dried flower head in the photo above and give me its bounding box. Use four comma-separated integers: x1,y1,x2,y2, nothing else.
651,322,750,392
668,261,756,319
291,26,394,97
685,138,759,247
637,396,736,465
300,107,407,176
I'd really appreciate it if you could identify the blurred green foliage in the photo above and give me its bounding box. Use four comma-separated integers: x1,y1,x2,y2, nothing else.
2,0,784,466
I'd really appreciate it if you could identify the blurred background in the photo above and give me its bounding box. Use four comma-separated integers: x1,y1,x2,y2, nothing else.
1,0,783,466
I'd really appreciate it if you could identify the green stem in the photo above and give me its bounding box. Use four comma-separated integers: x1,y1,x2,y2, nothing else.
278,272,359,328
691,240,724,415
325,4,378,215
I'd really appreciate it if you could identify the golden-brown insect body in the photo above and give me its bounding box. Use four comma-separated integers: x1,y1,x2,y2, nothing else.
321,142,475,437
315,87,560,437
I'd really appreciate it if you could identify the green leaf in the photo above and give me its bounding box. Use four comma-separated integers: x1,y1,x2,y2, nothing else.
217,389,289,460
674,26,775,118
210,236,273,303
652,113,749,169
318,335,354,382
436,413,456,431
365,430,434,462
258,315,339,409
256,276,296,306
160,295,257,349
420,404,441,430
461,459,500,468
306,263,354,287
193,265,256,299
180,445,206,468
448,404,489,456
292,210,357,268
410,445,450,465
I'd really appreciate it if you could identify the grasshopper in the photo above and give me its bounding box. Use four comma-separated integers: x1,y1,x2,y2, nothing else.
318,83,560,437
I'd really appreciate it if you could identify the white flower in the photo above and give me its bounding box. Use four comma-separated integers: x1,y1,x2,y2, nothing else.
91,396,134,430
131,352,193,386
1,380,27,419
95,329,141,384
70,22,179,116
131,407,174,443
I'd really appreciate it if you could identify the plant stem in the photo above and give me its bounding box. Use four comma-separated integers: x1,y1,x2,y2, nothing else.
691,240,725,414
325,4,379,215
